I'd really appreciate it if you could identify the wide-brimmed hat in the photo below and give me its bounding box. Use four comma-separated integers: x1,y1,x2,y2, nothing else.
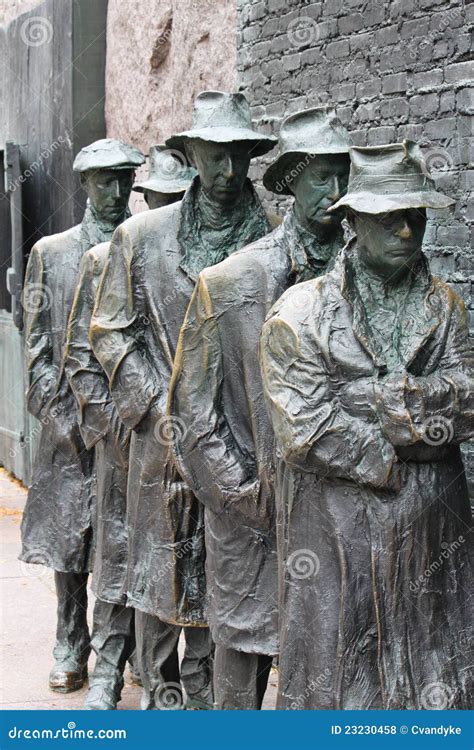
329,141,455,214
263,108,351,195
165,91,276,158
133,146,197,195
73,138,145,173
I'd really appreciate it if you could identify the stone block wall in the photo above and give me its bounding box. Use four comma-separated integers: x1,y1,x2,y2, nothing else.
105,0,238,150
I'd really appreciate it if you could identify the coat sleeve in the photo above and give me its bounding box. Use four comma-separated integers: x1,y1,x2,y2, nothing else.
22,244,58,418
65,250,117,450
169,274,262,520
260,313,398,488
90,224,163,430
374,293,474,447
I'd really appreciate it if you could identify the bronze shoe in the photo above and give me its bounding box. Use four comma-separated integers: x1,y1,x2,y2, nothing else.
49,663,87,693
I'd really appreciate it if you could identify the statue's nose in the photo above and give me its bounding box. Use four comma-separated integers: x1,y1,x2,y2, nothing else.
397,221,412,240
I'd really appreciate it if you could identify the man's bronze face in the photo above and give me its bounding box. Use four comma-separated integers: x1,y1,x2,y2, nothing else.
83,169,134,223
144,190,184,210
186,140,251,206
291,154,349,231
354,208,427,282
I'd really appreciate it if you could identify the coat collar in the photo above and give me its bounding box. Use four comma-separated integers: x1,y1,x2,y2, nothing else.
285,206,344,283
79,203,131,252
339,240,440,373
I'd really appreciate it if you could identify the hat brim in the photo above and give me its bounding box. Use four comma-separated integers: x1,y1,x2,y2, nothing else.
328,190,455,214
74,162,141,173
165,128,276,158
263,149,350,195
133,177,191,194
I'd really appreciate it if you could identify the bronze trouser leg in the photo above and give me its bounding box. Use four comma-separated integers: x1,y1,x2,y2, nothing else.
89,600,135,695
213,645,273,709
53,571,90,668
134,611,182,710
181,627,214,708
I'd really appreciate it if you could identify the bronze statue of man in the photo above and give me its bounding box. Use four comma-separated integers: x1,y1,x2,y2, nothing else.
20,139,145,693
260,141,473,710
90,91,277,710
64,148,195,710
133,144,197,209
169,108,350,709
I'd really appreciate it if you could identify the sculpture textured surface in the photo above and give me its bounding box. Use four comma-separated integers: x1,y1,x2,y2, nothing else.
169,108,351,709
90,91,276,709
260,142,473,710
20,139,144,693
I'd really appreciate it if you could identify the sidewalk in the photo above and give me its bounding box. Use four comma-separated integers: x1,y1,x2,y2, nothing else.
0,468,277,710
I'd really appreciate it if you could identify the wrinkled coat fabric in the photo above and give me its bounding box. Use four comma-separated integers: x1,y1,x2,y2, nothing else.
260,244,474,709
90,179,274,625
169,208,342,654
65,241,130,604
19,209,112,572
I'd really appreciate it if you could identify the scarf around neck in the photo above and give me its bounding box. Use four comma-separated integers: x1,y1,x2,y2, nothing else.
178,176,271,280
80,202,131,251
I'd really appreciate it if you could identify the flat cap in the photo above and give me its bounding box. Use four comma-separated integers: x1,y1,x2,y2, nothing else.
73,138,145,172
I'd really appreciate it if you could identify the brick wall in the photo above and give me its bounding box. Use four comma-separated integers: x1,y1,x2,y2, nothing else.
237,0,472,306
237,0,473,489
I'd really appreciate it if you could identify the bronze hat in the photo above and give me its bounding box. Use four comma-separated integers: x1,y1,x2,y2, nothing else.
73,138,145,172
165,91,276,158
133,146,197,195
263,107,351,195
329,141,455,214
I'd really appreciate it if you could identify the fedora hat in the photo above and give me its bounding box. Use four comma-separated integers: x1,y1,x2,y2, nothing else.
329,141,455,214
263,107,351,195
133,146,197,195
165,91,276,158
73,138,145,172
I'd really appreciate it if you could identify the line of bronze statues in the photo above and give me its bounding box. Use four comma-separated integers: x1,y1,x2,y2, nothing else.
20,90,473,711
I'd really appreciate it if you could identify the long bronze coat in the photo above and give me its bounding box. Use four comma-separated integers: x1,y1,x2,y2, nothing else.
169,209,341,654
260,245,473,709
20,217,100,572
90,186,274,625
65,242,130,604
